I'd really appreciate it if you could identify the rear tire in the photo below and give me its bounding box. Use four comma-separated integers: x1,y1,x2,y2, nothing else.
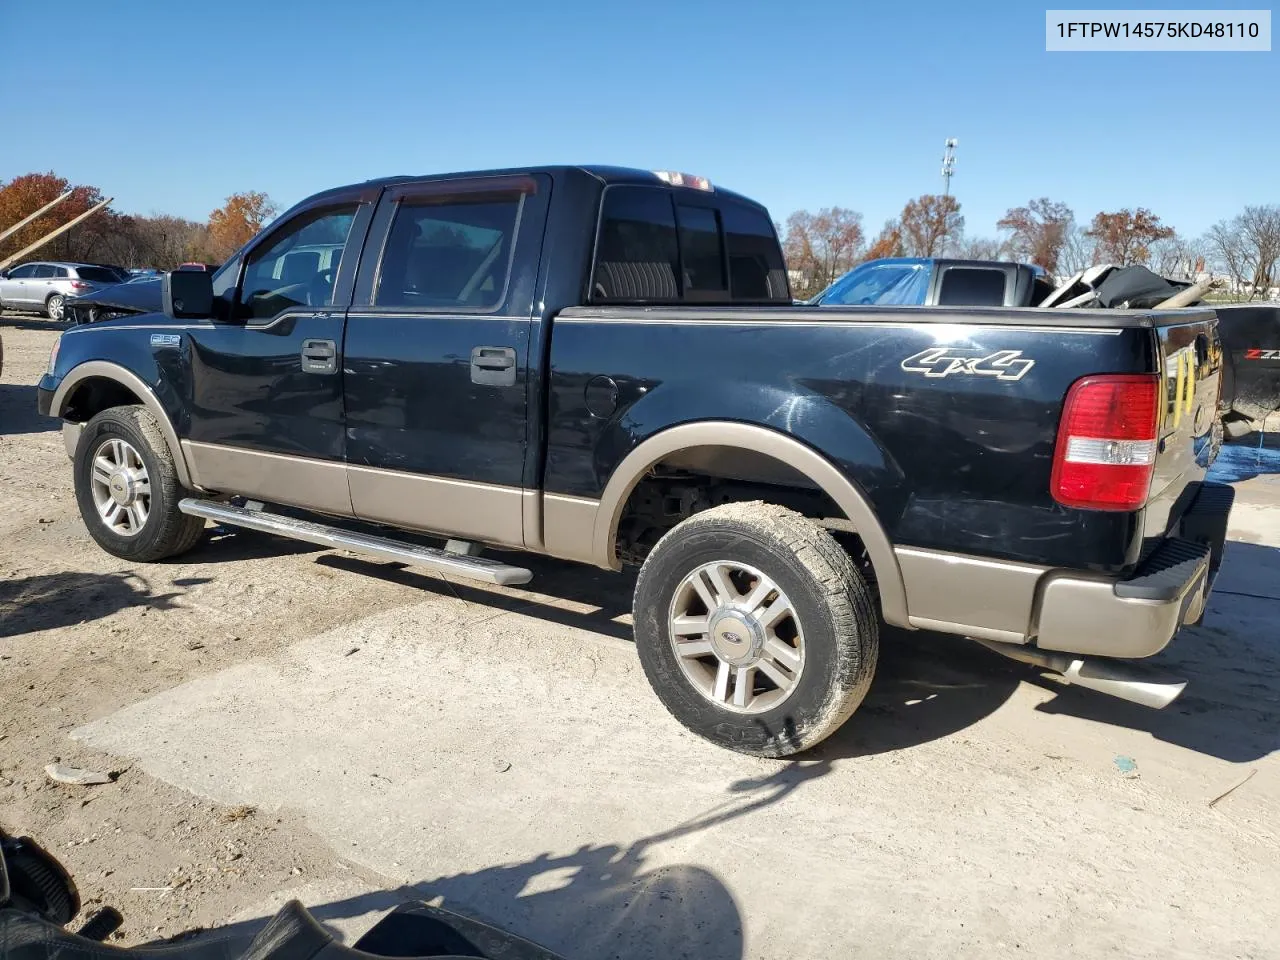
45,293,65,321
73,406,205,562
633,502,878,757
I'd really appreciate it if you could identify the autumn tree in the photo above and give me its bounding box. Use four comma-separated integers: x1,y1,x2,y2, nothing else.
1207,205,1280,298
997,198,1073,273
1085,208,1174,265
783,207,864,298
898,194,963,257
1057,224,1095,277
0,172,110,263
208,191,277,261
863,220,905,260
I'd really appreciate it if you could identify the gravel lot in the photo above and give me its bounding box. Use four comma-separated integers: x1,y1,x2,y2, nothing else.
2,313,1279,959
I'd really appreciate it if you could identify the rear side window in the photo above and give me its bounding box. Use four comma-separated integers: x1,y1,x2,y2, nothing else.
375,195,522,311
723,202,790,302
938,268,1007,306
76,266,119,283
592,188,680,302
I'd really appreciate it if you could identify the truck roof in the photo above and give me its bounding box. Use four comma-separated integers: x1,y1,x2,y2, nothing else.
312,165,768,212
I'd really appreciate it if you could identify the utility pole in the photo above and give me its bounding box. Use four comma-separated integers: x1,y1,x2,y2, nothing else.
941,138,958,197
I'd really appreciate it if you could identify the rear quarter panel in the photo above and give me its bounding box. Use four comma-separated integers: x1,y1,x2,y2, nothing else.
546,307,1162,572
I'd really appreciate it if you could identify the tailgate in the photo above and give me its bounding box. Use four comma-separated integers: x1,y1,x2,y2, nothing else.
1147,309,1223,536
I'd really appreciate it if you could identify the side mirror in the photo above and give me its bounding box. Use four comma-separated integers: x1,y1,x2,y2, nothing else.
162,270,213,319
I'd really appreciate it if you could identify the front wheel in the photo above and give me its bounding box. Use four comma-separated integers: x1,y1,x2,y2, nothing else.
633,502,879,757
45,294,65,321
73,406,206,562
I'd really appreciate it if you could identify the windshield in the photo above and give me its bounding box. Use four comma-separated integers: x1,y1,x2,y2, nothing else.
816,261,931,306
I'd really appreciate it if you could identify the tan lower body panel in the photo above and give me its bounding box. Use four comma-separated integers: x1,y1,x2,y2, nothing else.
62,421,83,460
347,465,525,547
182,441,353,516
540,493,601,564
895,546,1046,644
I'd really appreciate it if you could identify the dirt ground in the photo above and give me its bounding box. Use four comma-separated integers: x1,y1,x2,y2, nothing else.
2,313,1279,959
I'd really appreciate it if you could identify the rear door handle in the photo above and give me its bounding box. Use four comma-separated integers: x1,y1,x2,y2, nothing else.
301,338,337,375
471,346,517,386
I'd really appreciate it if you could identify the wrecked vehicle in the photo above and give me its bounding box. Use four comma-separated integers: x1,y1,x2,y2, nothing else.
38,165,1233,757
62,275,161,325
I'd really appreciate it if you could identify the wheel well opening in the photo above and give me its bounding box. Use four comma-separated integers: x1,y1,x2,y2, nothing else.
62,378,143,423
614,444,876,587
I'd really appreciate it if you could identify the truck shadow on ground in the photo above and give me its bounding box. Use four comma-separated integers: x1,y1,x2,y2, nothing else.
163,765,833,959
0,571,187,638
0,384,57,434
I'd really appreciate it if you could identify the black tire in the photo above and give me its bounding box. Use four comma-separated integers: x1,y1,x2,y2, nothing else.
73,406,205,562
633,502,878,757
45,293,65,321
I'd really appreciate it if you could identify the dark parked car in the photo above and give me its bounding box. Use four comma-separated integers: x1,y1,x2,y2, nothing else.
38,164,1232,756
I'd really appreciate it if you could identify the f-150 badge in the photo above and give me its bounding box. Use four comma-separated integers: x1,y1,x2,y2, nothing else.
900,348,1034,381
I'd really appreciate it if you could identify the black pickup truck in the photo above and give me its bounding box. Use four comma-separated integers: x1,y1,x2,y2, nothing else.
38,165,1233,757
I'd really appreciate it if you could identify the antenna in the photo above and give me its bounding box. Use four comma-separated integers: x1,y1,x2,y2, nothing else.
941,138,958,197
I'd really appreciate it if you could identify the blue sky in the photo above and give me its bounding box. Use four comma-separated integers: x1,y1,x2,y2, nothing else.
1,0,1273,240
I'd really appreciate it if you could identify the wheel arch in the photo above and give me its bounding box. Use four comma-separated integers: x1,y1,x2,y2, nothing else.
51,361,194,488
591,421,908,626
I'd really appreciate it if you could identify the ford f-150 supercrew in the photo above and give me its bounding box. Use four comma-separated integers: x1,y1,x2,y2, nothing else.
38,165,1233,757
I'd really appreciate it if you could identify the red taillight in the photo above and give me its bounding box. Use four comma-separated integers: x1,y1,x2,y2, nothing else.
69,280,90,290
1051,374,1160,511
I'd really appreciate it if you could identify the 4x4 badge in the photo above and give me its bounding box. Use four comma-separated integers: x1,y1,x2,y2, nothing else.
901,348,1035,381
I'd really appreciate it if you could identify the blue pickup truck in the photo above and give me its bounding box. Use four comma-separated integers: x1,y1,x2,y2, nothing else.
811,257,1052,308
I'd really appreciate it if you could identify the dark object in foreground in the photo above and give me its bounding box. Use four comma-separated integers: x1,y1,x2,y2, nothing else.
0,830,565,960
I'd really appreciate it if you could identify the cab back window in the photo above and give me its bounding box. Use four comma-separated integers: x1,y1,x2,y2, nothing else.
592,186,789,305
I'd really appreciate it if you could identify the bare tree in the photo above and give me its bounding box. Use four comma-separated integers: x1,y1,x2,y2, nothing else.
1148,232,1205,280
951,235,1011,261
1056,224,1096,278
1207,206,1280,299
783,207,864,299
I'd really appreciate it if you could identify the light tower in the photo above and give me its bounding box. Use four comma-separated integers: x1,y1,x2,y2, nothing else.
941,138,958,197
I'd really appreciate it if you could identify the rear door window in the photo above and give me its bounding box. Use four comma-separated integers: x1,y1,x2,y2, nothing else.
33,264,56,278
374,194,523,311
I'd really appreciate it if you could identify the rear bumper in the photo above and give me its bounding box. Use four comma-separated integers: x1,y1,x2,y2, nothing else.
1035,483,1234,658
896,483,1235,659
